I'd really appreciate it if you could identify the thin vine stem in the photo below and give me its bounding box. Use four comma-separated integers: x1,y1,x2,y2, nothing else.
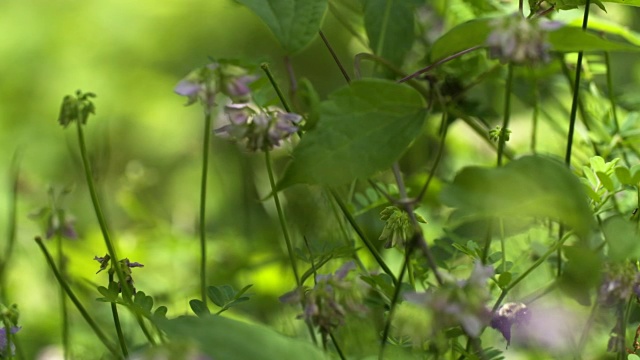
319,30,351,84
264,150,301,287
198,104,213,305
0,151,20,303
35,237,122,359
75,119,129,297
56,233,70,360
109,272,129,358
564,0,592,167
492,231,573,312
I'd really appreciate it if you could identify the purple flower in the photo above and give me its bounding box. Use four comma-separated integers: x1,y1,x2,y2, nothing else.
280,262,364,343
94,255,145,293
225,75,257,99
486,14,562,65
490,302,530,348
175,63,257,108
216,104,302,152
0,326,20,356
174,79,202,106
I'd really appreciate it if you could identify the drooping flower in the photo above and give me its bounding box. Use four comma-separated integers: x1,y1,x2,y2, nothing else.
490,302,530,348
174,62,257,109
216,103,302,152
598,262,640,307
280,262,365,343
405,261,494,337
485,13,563,65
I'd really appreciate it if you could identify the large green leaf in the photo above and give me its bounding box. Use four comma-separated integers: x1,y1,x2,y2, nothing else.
441,156,595,238
278,79,427,188
157,316,327,360
430,18,491,62
548,27,640,52
363,0,416,66
430,17,640,62
566,17,640,46
603,216,640,262
235,0,327,54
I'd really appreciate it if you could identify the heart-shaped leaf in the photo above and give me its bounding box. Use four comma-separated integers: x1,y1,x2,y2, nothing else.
235,0,327,54
278,79,427,188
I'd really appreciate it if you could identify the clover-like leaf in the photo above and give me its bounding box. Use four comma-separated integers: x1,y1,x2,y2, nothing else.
189,299,210,318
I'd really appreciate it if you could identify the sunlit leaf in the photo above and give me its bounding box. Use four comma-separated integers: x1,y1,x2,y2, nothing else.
548,27,640,52
157,316,327,360
555,0,606,11
235,0,328,54
364,0,416,66
430,17,640,63
278,79,427,188
441,156,595,238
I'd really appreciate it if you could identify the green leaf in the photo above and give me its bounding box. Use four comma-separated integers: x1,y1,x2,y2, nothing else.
548,27,640,53
603,216,640,261
235,0,328,54
430,17,640,63
498,272,512,289
157,316,328,360
154,306,168,319
235,284,253,299
278,79,427,188
602,0,640,6
595,171,614,191
430,18,490,62
134,291,154,314
207,286,226,307
567,17,640,46
189,300,210,318
364,0,415,66
615,166,632,185
555,0,606,11
441,156,595,238
559,246,602,306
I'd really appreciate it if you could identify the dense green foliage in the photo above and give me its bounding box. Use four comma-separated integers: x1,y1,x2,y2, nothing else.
3,0,640,359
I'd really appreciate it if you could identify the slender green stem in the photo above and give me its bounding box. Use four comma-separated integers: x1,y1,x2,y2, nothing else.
329,332,347,360
497,64,514,166
564,0,591,167
330,188,397,283
379,235,415,358
56,234,70,360
198,106,213,305
36,237,122,359
108,273,128,357
391,164,443,285
326,190,367,272
398,46,482,83
492,231,573,312
261,63,292,113
264,150,301,287
319,30,350,84
75,121,129,297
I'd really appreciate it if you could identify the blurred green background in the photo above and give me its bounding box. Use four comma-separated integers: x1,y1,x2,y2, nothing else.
1,0,640,358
